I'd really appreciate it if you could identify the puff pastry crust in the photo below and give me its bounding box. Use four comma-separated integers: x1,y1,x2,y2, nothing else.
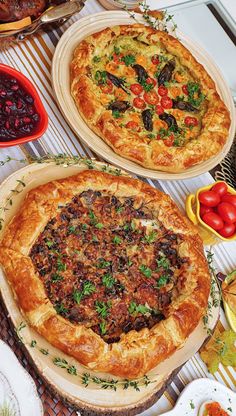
0,171,210,378
71,24,230,172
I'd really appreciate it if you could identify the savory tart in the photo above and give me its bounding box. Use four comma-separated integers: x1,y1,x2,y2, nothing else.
71,24,230,172
0,170,210,378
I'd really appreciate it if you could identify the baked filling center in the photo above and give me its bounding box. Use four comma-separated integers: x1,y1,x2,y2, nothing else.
30,190,189,343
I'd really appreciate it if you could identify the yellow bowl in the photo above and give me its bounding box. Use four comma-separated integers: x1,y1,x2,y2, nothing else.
186,181,236,244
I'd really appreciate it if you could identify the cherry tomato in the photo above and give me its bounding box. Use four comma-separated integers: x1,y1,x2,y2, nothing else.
143,91,159,105
158,86,168,96
155,104,164,115
133,97,146,109
182,85,188,95
100,81,113,94
184,116,198,127
221,193,236,209
146,77,157,86
113,53,124,63
198,191,220,207
164,133,175,147
218,223,236,238
200,205,213,218
126,121,140,131
211,182,228,197
151,54,159,65
161,96,173,109
130,83,143,95
202,212,224,230
217,202,236,224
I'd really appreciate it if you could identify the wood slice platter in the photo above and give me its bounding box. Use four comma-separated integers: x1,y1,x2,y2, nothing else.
0,159,220,415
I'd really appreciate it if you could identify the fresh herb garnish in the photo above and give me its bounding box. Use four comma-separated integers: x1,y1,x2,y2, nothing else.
99,320,107,335
156,256,170,270
102,273,116,288
55,302,68,314
113,235,122,245
156,274,169,288
139,264,152,278
95,70,107,85
115,206,123,213
129,301,151,316
140,79,154,92
88,210,97,225
93,56,101,63
190,400,195,410
97,258,111,269
73,281,96,304
144,231,157,244
187,81,205,107
51,273,64,282
68,225,77,234
112,109,121,119
95,301,111,319
45,240,54,248
122,54,136,66
57,257,66,272
114,46,120,55
95,222,103,229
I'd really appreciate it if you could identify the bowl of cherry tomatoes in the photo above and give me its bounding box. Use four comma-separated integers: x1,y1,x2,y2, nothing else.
186,181,236,243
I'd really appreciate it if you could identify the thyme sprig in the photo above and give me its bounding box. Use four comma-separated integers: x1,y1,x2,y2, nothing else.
203,250,221,336
120,0,177,34
16,322,155,391
0,177,26,231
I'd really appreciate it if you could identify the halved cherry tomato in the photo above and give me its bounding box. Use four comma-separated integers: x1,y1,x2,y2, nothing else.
218,222,236,238
164,133,175,147
113,53,124,64
161,96,173,109
133,97,146,109
158,86,168,96
146,77,157,87
155,104,164,115
221,193,236,209
184,116,198,126
151,55,159,65
182,85,188,95
199,191,220,207
143,91,159,105
200,205,213,218
211,181,228,197
202,212,224,230
130,83,143,95
217,202,236,224
100,81,113,94
126,121,140,131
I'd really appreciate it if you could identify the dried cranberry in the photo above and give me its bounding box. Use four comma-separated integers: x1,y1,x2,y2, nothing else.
0,71,40,142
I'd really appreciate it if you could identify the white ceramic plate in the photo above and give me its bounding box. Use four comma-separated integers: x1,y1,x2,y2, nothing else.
51,11,235,180
160,378,236,416
0,159,220,414
0,341,43,416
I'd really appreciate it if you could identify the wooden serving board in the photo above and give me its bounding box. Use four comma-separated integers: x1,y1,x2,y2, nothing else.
0,160,220,415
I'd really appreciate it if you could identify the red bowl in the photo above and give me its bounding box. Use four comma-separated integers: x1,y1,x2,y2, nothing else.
0,63,48,147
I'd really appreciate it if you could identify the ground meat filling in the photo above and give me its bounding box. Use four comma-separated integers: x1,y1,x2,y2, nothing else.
30,190,189,343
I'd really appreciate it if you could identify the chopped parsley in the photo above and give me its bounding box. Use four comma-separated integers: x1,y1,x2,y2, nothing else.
139,264,152,278
112,109,121,119
68,225,77,234
73,281,96,304
99,320,107,335
156,256,170,270
147,133,156,139
156,274,169,288
55,302,68,314
95,222,103,229
93,56,101,63
97,258,111,269
113,235,122,245
95,301,111,319
114,46,120,55
115,206,123,213
140,79,154,92
95,70,107,85
45,240,54,248
88,210,97,225
187,81,205,107
190,400,195,410
122,54,136,66
57,257,66,272
81,223,88,231
51,273,64,282
102,273,116,288
128,301,151,316
144,231,157,244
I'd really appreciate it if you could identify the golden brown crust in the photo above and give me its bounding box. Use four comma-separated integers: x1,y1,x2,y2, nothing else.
0,170,210,378
70,24,230,172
